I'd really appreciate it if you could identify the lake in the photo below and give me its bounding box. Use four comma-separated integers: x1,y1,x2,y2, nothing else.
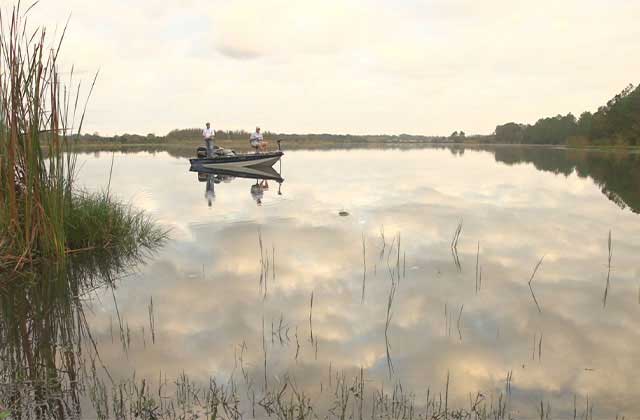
9,146,640,419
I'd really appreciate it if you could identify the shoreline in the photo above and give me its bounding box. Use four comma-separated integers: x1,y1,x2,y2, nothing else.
68,139,640,153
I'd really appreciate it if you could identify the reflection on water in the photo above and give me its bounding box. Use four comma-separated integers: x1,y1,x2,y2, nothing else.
193,166,285,208
2,146,640,418
490,147,640,214
0,247,161,419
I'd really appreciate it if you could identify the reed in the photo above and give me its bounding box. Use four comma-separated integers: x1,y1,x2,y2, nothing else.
602,230,612,308
0,5,78,266
527,256,544,313
451,220,463,250
0,5,165,273
361,232,366,303
379,226,386,260
309,291,314,344
456,304,464,341
148,296,156,345
475,241,482,294
0,238,162,420
538,333,543,361
384,266,398,378
450,220,463,271
262,315,268,391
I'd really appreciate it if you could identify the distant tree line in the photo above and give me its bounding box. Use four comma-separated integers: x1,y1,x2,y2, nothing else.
77,132,162,144
165,129,454,144
165,129,266,141
494,84,640,146
78,128,452,145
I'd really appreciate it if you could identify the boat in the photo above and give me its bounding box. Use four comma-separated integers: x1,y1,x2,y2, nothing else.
189,150,283,169
190,141,284,169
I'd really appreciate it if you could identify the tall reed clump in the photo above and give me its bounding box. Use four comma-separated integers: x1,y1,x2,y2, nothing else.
0,6,165,272
0,5,80,268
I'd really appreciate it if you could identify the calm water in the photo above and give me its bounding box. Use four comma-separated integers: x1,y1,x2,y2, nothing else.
71,147,640,417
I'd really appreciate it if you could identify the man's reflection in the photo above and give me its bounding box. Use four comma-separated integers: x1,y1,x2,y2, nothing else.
205,174,218,207
250,180,265,206
196,170,282,207
202,174,236,207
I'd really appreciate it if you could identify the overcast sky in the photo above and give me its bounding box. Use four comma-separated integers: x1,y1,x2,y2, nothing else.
8,0,639,136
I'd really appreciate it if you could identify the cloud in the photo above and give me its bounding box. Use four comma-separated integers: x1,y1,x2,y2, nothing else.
216,45,263,60
210,0,371,59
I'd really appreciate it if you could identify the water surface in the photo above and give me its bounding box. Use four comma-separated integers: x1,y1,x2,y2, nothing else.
74,146,640,418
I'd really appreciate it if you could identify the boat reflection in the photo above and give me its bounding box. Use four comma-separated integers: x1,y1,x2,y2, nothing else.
191,165,284,207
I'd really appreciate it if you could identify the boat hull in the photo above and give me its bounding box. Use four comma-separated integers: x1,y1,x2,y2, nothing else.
189,151,283,169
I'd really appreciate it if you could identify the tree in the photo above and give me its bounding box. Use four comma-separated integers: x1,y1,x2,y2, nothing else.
494,122,525,143
577,112,593,136
493,83,639,146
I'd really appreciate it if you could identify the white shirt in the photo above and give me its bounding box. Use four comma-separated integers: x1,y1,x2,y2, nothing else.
250,132,263,142
203,127,215,139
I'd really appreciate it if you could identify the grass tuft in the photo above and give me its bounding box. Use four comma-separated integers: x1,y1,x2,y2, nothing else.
65,190,167,255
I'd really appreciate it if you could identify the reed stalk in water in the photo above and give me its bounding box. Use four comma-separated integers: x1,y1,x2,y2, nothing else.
361,232,366,303
602,230,612,308
528,256,544,313
450,220,463,271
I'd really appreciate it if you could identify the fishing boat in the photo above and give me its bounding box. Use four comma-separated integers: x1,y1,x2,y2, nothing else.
189,150,283,169
189,141,284,169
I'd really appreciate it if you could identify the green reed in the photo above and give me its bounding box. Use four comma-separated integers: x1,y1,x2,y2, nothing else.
0,8,166,414
0,6,165,273
0,5,84,267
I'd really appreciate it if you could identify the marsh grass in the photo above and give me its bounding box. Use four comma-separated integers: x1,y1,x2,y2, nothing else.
0,5,165,273
65,190,166,255
0,6,166,418
0,233,165,420
81,368,526,420
0,5,84,267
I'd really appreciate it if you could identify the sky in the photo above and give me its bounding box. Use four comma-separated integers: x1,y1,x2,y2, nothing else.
6,0,640,136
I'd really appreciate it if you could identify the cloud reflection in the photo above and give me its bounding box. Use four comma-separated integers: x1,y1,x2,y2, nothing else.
80,148,640,417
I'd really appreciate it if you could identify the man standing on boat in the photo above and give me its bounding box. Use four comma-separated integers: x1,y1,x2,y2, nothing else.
250,126,267,152
202,122,215,157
